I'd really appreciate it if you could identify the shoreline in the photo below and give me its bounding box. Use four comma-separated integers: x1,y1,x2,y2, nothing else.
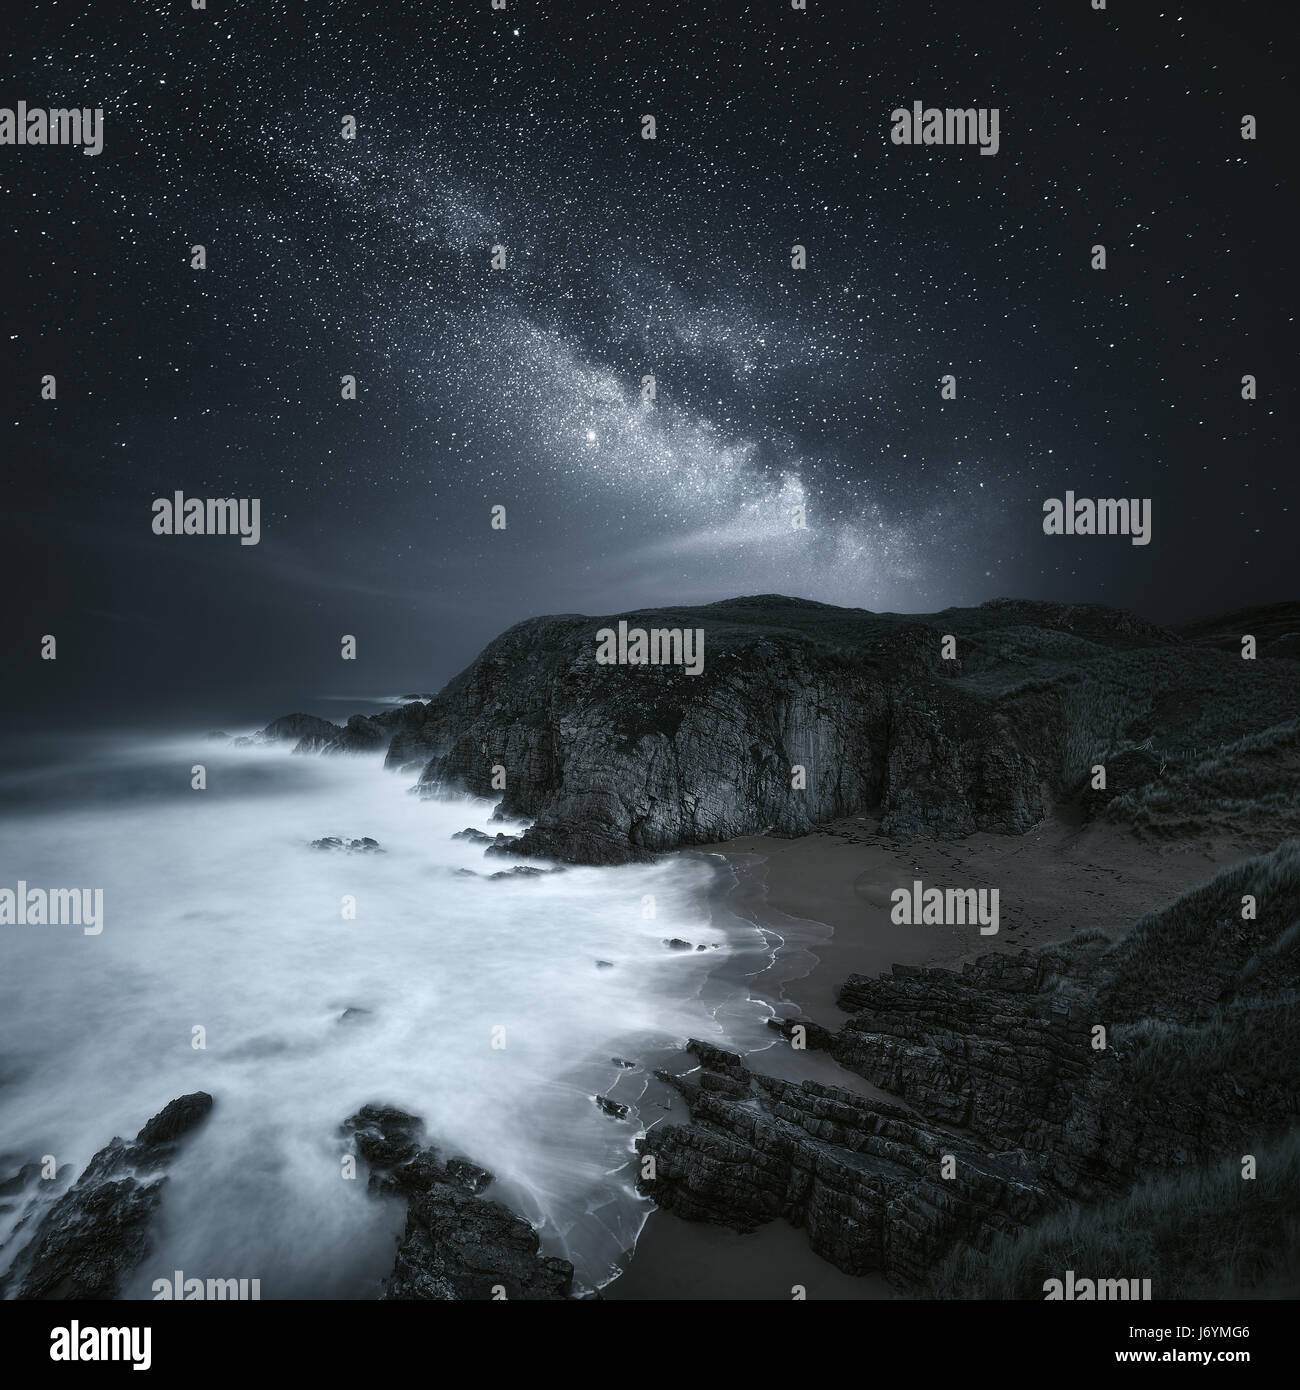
3,731,1257,1300
603,843,899,1301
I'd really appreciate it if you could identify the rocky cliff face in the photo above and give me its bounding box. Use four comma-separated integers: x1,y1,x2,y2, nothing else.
359,598,1129,863
260,594,1298,865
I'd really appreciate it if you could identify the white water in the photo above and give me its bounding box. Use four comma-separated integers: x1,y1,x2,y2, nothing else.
0,735,767,1296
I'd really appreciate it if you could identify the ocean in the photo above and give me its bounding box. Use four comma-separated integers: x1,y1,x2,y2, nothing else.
0,726,776,1296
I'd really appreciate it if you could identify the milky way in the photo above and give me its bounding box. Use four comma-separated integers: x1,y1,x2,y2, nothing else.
2,0,1293,717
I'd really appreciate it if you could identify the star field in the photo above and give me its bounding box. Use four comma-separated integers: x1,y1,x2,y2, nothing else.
1,0,1293,722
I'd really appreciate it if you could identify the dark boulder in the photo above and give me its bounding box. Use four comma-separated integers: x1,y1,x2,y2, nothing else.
341,1104,425,1169
341,1104,572,1301
451,827,494,845
3,1093,213,1300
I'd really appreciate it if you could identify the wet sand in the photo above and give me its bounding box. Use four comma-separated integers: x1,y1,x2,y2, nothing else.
716,812,1235,1027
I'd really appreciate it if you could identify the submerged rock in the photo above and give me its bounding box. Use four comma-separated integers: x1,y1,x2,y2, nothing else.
342,1104,424,1169
263,705,425,756
310,836,383,853
134,1093,214,1160
454,829,522,853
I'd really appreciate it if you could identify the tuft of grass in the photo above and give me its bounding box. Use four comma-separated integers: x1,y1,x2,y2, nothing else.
1092,841,1300,1024
1104,720,1300,844
1114,992,1300,1102
974,645,1299,789
932,1129,1300,1299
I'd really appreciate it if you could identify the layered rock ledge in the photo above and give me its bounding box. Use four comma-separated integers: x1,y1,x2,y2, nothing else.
635,1041,1054,1289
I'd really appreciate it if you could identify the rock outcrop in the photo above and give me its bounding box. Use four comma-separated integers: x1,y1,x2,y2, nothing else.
636,1041,1055,1288
342,1104,573,1300
258,712,342,747
810,845,1300,1203
259,703,427,755
261,595,1300,866
387,599,1054,862
2,1093,213,1300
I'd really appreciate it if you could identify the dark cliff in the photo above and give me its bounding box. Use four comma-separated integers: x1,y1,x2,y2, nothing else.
264,594,1299,864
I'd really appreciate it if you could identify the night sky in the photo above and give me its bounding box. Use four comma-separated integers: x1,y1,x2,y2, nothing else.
2,0,1294,728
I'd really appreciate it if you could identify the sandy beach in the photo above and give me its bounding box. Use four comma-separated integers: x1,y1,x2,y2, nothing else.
721,812,1238,1020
